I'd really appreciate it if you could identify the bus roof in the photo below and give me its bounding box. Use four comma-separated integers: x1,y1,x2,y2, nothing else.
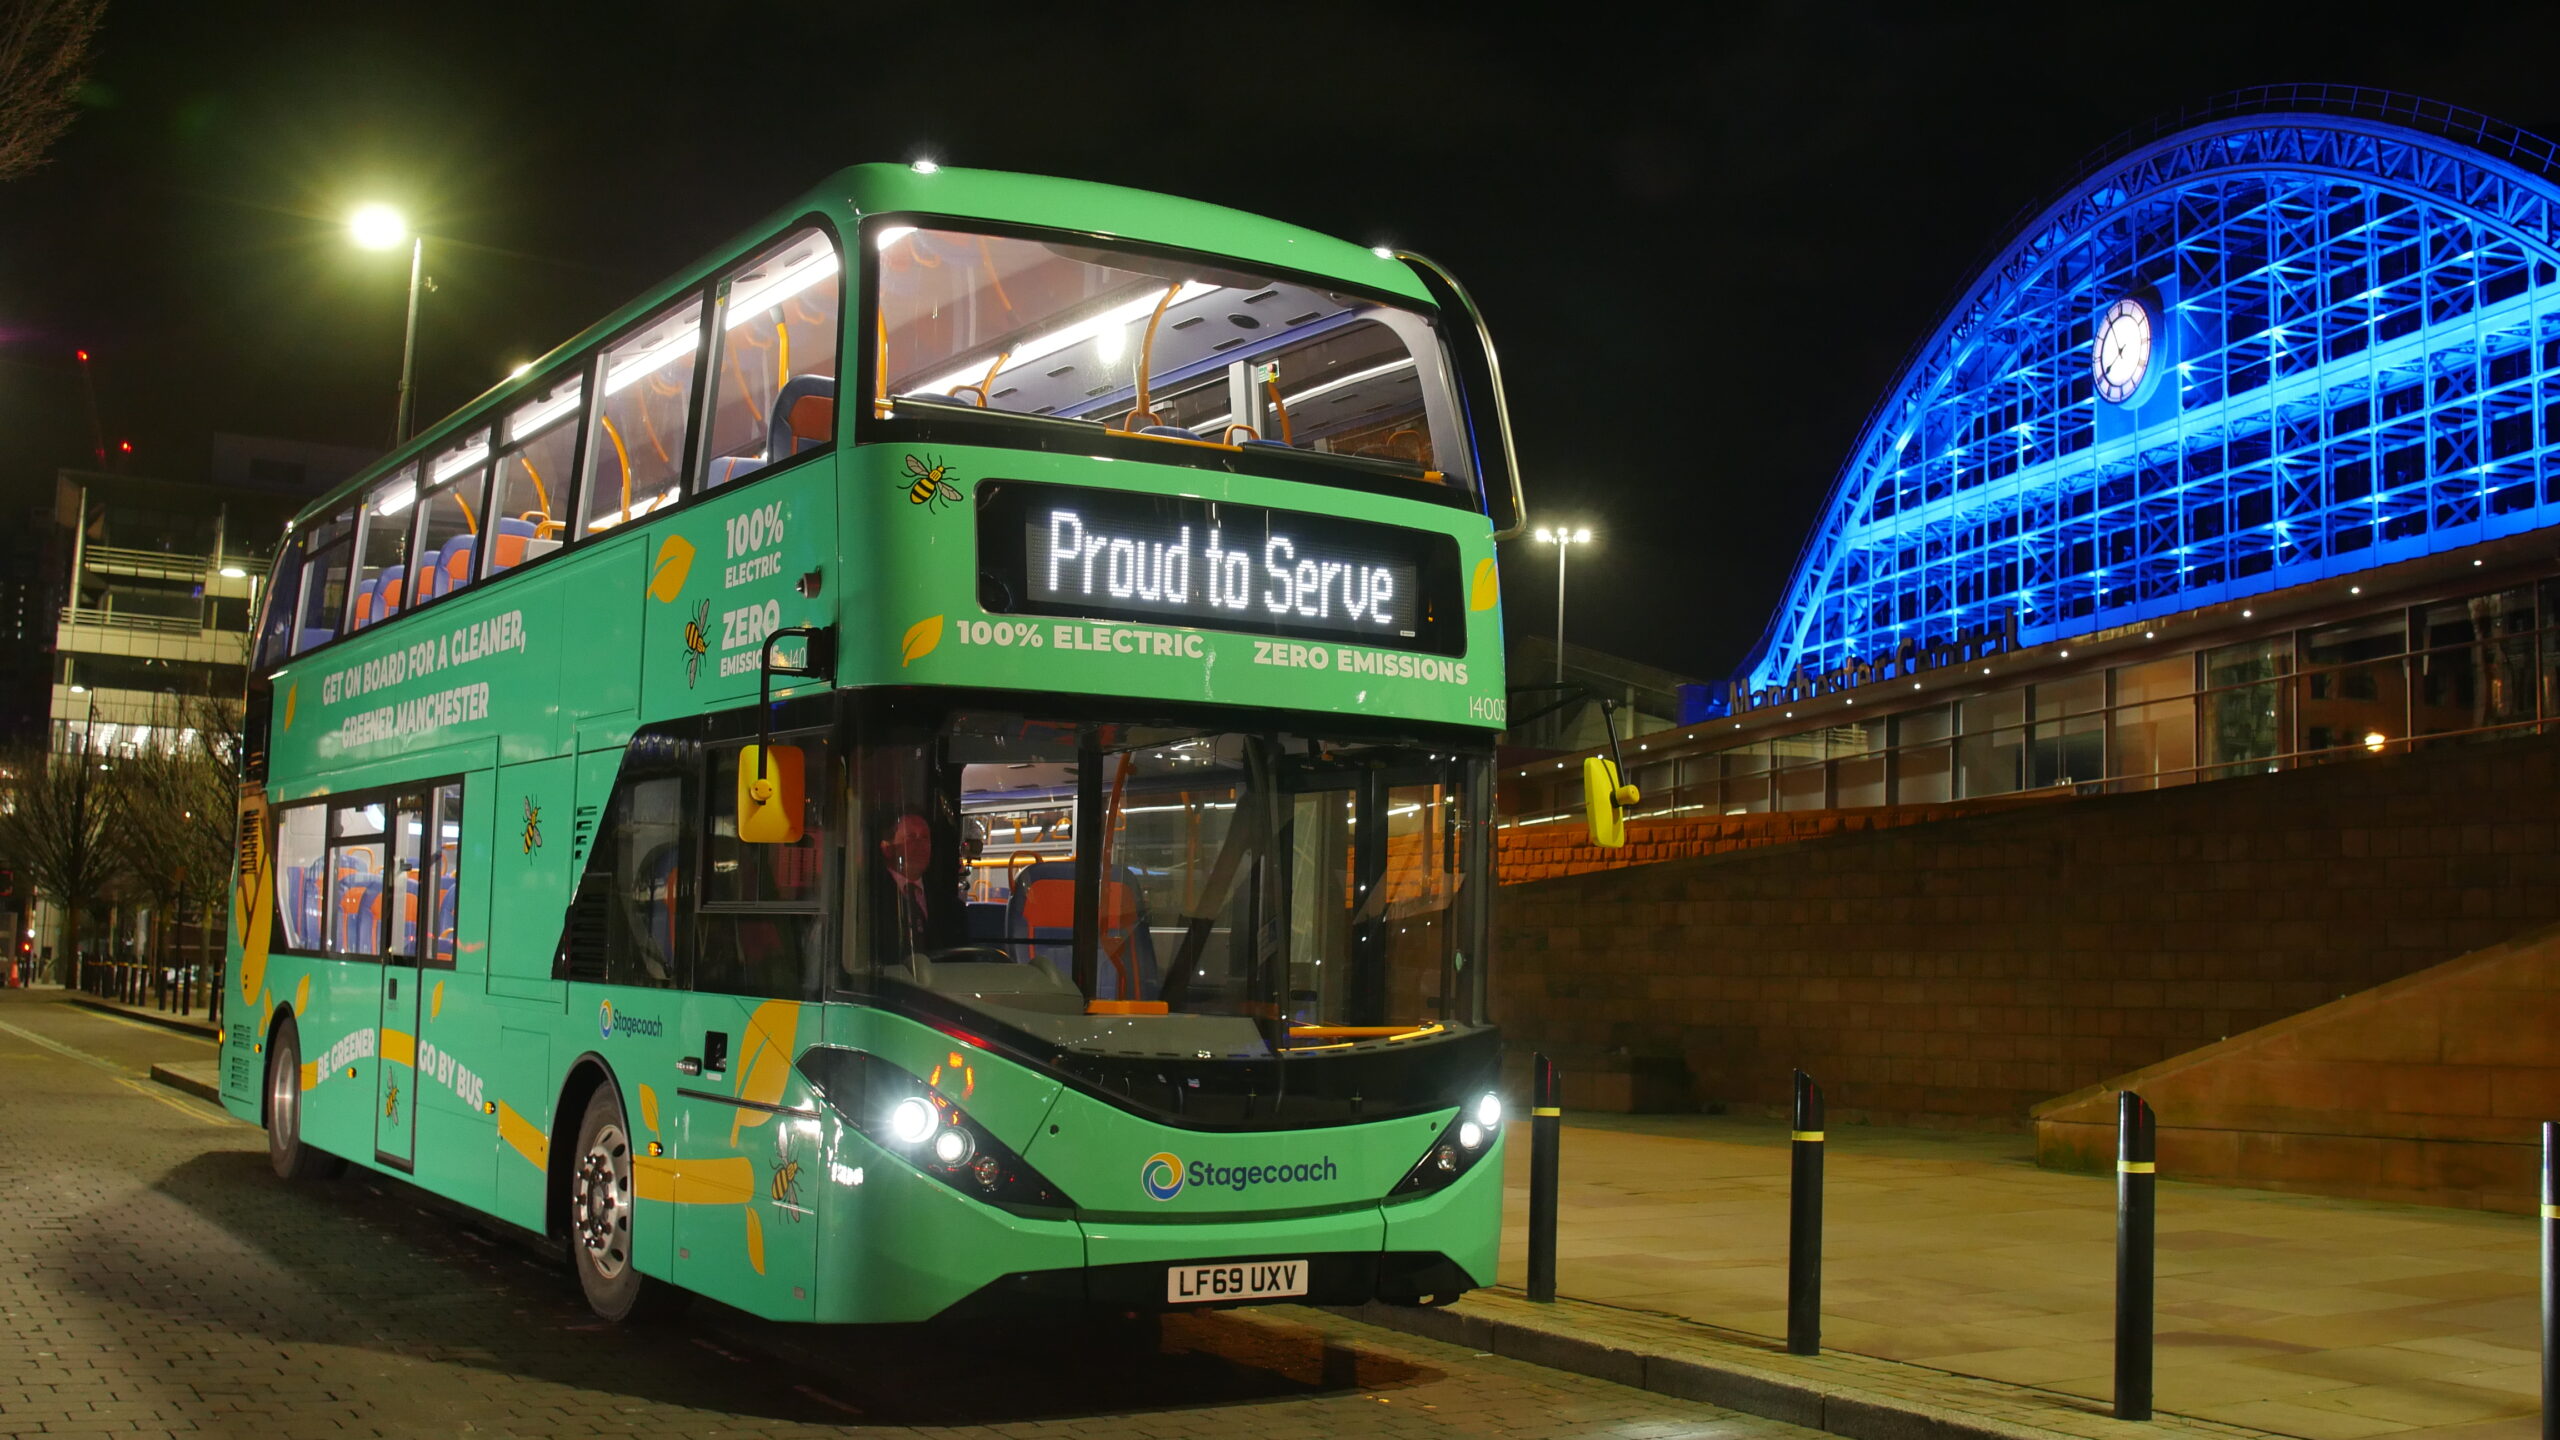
289,164,1435,528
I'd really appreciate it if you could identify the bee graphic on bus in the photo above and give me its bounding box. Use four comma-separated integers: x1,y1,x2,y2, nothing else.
900,454,963,513
520,796,543,854
769,1128,806,1219
682,599,712,687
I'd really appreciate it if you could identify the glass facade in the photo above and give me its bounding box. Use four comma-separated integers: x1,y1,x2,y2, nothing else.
1740,91,2560,703
1512,577,2560,824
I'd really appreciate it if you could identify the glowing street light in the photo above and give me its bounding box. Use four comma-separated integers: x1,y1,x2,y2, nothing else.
1531,525,1594,684
350,203,427,445
348,203,405,251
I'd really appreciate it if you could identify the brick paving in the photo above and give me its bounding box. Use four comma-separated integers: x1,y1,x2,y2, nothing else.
1480,1115,2540,1440
0,989,1804,1439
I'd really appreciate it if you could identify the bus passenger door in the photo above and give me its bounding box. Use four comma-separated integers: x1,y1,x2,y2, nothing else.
374,791,427,1170
669,992,818,1319
667,739,830,1319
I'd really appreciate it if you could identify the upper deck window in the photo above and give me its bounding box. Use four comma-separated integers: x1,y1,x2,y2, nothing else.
409,429,493,606
702,228,840,490
348,467,418,632
488,378,582,576
291,509,356,656
873,224,1474,499
586,298,704,535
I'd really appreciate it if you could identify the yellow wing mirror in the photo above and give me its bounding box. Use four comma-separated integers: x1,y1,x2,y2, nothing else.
1580,694,1641,849
1583,755,1640,849
737,744,805,844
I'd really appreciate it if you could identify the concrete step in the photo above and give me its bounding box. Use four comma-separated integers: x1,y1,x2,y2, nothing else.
69,995,222,1040
2033,914,2560,1212
149,1062,221,1104
1340,1290,2277,1440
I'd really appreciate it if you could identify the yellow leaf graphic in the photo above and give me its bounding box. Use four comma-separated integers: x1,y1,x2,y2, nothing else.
1470,557,1499,612
292,973,309,1017
430,980,445,1019
900,614,944,667
282,683,297,732
649,534,695,602
728,1000,801,1146
743,1206,766,1275
638,1083,660,1136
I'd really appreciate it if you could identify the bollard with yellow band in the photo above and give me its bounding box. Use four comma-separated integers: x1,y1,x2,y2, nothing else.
1788,1069,1826,1356
1527,1052,1561,1303
2541,1120,2554,1440
2115,1089,2157,1422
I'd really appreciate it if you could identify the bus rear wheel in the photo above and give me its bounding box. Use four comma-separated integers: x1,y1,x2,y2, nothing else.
569,1085,686,1322
264,1018,345,1182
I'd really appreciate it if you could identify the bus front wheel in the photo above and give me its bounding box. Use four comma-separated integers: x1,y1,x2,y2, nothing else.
264,1018,345,1182
569,1085,686,1322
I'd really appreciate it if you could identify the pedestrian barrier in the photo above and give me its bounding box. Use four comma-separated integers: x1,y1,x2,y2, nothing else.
2115,1089,2157,1422
1787,1069,1825,1356
2543,1121,2555,1440
74,957,221,1026
1527,1052,1561,1303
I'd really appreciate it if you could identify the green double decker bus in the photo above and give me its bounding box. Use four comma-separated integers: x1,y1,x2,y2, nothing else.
219,163,1525,1325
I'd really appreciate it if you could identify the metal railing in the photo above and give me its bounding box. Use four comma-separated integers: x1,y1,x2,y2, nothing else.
79,545,257,583
1508,712,2560,830
57,606,220,636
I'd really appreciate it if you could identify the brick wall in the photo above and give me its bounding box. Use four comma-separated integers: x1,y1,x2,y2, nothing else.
1494,730,2560,1128
1498,797,2064,885
2033,919,2560,1213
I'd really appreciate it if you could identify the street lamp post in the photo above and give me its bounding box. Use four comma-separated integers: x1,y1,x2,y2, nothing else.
350,204,425,445
1533,526,1594,685
66,686,97,992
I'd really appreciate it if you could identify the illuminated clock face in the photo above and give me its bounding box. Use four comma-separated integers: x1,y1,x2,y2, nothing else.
2092,296,2155,405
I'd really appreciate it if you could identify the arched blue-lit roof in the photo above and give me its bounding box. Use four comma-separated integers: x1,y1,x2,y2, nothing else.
1741,86,2560,695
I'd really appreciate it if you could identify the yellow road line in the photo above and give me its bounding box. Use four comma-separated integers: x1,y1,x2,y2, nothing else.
115,1075,237,1127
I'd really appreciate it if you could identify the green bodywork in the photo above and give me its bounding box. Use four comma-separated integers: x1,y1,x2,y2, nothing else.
218,165,1508,1323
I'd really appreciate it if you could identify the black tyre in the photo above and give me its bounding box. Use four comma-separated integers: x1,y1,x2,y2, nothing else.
264,1018,345,1182
569,1084,687,1322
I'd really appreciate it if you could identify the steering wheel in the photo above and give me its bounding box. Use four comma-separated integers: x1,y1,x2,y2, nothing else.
926,944,1019,965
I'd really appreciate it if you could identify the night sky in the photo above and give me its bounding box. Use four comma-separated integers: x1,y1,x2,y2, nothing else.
7,0,2559,681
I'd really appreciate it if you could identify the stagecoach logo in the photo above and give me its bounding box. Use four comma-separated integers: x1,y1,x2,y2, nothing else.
597,1000,664,1041
1141,1150,1340,1201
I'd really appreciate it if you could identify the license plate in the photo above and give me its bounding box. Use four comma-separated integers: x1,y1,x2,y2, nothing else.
1165,1258,1309,1304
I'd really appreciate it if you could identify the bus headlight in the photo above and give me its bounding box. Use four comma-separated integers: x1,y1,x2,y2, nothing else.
796,1045,1074,1212
1390,1088,1505,1199
889,1096,937,1146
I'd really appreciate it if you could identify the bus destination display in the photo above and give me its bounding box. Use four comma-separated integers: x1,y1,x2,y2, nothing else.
977,481,1460,654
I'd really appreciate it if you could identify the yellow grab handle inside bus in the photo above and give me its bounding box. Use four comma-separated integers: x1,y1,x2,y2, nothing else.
1583,755,1638,850
738,744,805,844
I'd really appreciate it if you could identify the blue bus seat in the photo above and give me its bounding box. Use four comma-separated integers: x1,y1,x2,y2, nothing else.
377,564,406,619
349,577,380,630
768,375,837,460
441,536,477,594
1006,860,1157,999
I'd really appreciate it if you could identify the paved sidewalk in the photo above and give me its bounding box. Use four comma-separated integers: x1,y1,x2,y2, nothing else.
1475,1115,2538,1440
65,990,222,1039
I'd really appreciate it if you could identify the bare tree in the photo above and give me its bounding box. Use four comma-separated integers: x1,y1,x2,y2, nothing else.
0,745,121,986
113,694,238,993
0,0,105,183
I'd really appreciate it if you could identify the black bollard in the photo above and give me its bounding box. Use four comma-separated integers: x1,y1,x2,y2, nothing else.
1788,1069,1825,1355
2115,1090,2156,1422
2543,1122,2555,1440
1527,1053,1561,1303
